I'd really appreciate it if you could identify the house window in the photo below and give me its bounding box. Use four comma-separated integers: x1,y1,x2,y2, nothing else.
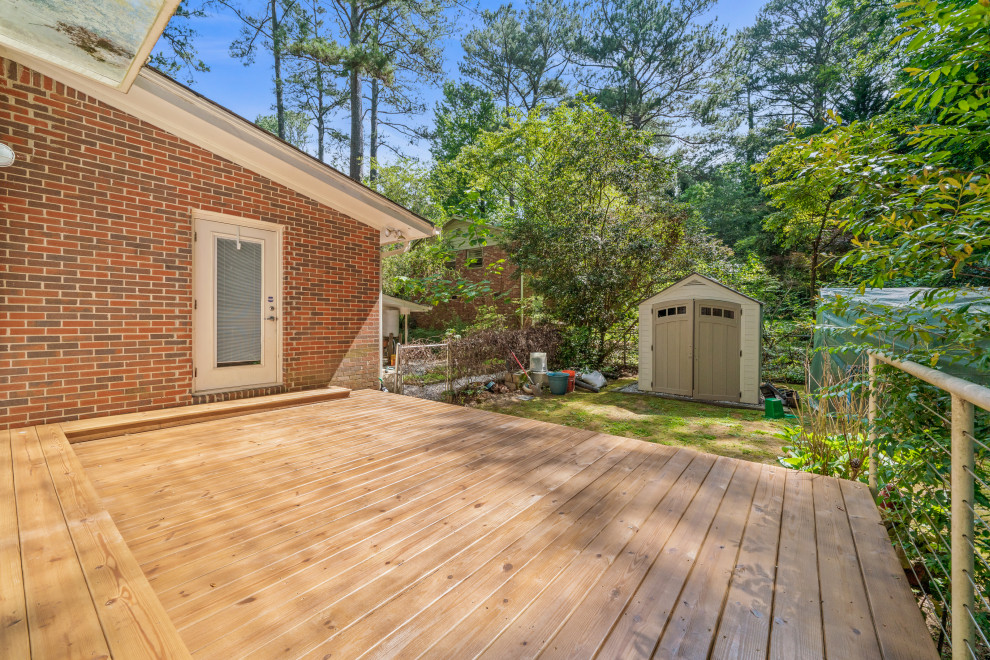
465,248,483,269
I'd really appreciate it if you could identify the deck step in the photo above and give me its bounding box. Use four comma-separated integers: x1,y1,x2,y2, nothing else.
60,386,351,443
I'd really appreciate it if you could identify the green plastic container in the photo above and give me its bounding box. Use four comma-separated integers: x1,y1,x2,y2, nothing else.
764,397,785,419
547,372,569,395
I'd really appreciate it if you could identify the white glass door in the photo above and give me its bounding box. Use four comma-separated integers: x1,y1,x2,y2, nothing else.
193,215,281,393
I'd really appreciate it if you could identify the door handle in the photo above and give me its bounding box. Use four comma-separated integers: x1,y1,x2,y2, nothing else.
266,316,278,321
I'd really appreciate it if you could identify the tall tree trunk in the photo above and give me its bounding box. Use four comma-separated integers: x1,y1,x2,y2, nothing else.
316,63,325,161
745,85,755,164
272,0,285,139
348,1,363,182
369,77,379,185
810,195,837,298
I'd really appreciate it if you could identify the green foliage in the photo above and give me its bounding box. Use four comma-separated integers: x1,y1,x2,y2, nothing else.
459,0,575,111
680,162,770,252
778,426,868,480
753,121,866,297
455,99,684,367
368,158,433,216
255,110,311,150
765,3,990,639
569,0,728,132
151,0,210,83
430,82,503,215
762,0,990,368
431,82,502,164
749,0,896,128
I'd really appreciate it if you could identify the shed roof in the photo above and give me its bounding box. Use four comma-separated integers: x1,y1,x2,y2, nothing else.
640,272,763,307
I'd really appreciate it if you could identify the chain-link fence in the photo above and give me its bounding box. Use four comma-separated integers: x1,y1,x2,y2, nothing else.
395,326,564,401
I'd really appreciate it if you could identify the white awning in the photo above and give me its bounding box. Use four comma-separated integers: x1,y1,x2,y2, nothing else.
382,294,431,314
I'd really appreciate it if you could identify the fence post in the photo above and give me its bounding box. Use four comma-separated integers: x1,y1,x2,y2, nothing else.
446,342,452,398
395,343,402,395
868,354,878,495
951,393,976,660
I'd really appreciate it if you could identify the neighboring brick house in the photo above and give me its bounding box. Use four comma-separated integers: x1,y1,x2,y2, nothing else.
416,219,526,330
0,52,433,429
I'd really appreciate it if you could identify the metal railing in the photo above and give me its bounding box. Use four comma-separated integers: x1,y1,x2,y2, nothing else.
868,352,990,659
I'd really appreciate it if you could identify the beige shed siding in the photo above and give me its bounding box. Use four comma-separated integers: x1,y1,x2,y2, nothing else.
638,275,762,405
638,303,654,391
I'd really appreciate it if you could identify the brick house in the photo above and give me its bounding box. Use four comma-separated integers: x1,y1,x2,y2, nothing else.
0,51,433,429
416,219,526,330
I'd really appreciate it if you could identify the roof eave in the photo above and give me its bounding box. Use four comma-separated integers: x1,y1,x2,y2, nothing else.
0,46,434,242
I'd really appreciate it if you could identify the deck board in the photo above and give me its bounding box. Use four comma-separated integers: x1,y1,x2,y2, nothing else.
0,430,29,660
61,389,937,659
14,427,113,660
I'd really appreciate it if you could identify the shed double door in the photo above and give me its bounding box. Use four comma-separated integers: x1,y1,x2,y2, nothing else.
652,299,741,401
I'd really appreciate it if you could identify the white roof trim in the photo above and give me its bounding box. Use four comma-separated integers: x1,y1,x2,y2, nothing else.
382,294,431,313
640,272,763,307
1,47,435,242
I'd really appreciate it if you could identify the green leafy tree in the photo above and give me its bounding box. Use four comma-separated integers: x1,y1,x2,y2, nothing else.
747,0,896,129
460,0,575,111
429,82,502,215
150,0,210,83
750,0,849,127
681,162,771,254
456,99,685,365
255,110,312,150
285,0,348,161
567,0,728,133
223,0,302,141
366,0,451,183
753,120,859,298
287,0,395,182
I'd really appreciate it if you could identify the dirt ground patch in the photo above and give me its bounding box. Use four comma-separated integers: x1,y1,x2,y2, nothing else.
473,378,794,464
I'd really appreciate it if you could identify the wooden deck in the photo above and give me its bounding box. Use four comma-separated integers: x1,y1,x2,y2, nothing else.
5,389,935,658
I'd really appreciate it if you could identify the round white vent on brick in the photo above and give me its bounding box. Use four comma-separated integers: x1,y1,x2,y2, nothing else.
0,143,15,167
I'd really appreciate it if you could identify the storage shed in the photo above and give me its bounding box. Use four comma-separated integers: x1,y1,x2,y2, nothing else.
638,273,763,404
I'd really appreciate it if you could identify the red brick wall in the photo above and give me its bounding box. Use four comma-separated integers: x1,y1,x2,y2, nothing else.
0,58,380,429
417,244,524,330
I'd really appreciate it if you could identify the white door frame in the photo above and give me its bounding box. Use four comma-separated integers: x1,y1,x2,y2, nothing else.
192,210,283,394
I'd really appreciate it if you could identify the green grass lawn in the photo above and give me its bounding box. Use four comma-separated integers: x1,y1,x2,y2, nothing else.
474,378,795,464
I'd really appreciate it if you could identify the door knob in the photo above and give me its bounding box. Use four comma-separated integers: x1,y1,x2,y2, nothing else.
266,316,278,321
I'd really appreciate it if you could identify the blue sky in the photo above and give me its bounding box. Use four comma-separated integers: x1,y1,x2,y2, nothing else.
155,0,767,165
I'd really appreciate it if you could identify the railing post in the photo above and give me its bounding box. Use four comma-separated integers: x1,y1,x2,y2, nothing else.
868,354,878,495
951,393,976,660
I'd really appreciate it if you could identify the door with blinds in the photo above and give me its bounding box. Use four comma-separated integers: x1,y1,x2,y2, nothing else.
193,215,281,393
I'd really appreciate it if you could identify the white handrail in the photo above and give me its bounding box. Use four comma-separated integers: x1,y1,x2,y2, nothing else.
871,352,990,412
868,351,989,660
